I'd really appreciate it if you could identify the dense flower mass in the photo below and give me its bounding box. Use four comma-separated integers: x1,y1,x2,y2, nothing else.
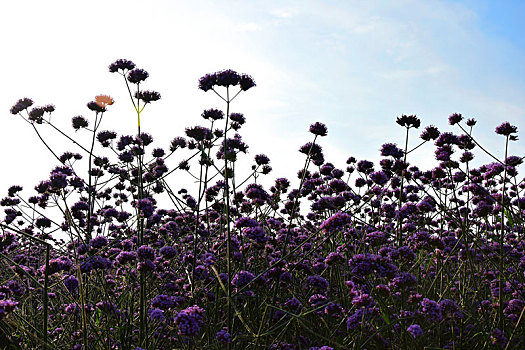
3,60,525,350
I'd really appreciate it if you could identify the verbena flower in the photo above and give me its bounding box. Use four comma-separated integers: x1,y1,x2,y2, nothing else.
420,125,440,141
230,112,246,124
127,68,149,84
407,324,423,339
201,108,224,120
175,305,205,337
495,122,518,136
135,90,161,104
309,122,328,136
255,154,270,165
108,59,136,72
216,327,232,344
448,113,462,125
87,101,106,113
10,97,34,115
396,114,421,128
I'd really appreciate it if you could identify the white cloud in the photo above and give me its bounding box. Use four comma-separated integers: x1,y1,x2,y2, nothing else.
270,7,299,18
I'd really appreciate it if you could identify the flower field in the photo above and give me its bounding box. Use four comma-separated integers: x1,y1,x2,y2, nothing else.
1,60,524,349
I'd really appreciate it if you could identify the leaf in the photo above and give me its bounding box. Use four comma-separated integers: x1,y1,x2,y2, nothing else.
504,208,514,227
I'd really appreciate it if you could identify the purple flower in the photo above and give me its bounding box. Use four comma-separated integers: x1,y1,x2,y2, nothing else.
245,183,270,204
390,272,417,290
64,275,79,293
352,293,375,308
175,305,205,337
420,298,442,322
109,59,135,72
357,160,374,173
435,132,459,146
45,257,73,274
10,97,34,115
348,254,398,278
87,101,106,113
283,297,302,313
234,217,258,228
396,114,421,128
185,125,212,141
127,68,149,84
504,299,525,322
308,294,328,308
495,122,518,136
198,73,217,91
137,245,155,261
346,309,366,330
306,275,329,292
90,236,108,249
28,107,46,123
7,185,23,197
309,122,328,137
381,143,404,159
490,328,507,347
0,299,18,320
319,212,352,232
200,108,224,120
149,308,165,321
369,171,389,185
299,142,323,157
255,154,270,165
407,324,423,339
151,295,177,310
97,130,117,147
239,74,256,91
116,251,136,265
159,245,177,259
448,113,463,125
216,327,232,344
232,270,255,289
152,147,165,157
420,125,440,141
135,90,161,103
134,198,156,217
440,299,463,319
230,112,246,124
216,69,240,87
72,116,89,130
242,226,267,243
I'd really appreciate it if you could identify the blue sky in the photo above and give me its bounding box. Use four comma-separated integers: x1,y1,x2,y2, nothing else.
1,0,523,194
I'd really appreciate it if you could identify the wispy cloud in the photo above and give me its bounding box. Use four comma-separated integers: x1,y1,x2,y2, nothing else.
270,7,299,19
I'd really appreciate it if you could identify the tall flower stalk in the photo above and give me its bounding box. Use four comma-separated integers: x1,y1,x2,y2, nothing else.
198,69,255,337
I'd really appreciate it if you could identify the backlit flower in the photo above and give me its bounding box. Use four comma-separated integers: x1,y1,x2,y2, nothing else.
95,95,114,108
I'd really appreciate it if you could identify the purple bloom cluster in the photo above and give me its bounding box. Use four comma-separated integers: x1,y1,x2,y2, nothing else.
175,305,205,337
199,69,255,91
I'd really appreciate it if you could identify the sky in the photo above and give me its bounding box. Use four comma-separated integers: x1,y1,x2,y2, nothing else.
0,0,524,197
